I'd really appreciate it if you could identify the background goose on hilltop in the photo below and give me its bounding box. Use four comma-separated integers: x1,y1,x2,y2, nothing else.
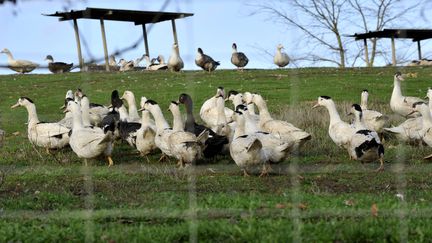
1,48,38,74
168,43,184,72
44,55,73,74
273,44,290,68
195,47,220,72
231,43,248,71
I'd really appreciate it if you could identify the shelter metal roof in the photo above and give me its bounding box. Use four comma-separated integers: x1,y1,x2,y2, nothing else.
350,29,432,42
44,7,194,25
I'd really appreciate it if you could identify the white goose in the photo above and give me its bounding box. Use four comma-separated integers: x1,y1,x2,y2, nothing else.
230,108,265,176
231,43,248,71
167,43,184,72
121,90,141,123
348,104,385,171
143,100,199,167
11,97,70,151
58,90,75,129
411,102,432,159
236,104,293,164
74,89,109,119
168,101,207,167
360,89,388,133
390,72,423,117
273,44,290,68
65,100,114,166
144,55,168,71
119,59,134,71
1,48,39,74
200,87,234,130
248,93,311,146
135,97,157,157
312,96,355,149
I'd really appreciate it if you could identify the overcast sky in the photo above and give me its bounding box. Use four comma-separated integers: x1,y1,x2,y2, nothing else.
0,0,430,74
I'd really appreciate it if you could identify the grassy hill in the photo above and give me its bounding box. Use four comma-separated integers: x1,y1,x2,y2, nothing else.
1,67,432,241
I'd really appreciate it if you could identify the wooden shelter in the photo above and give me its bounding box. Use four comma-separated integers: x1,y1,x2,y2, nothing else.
350,29,432,66
45,7,193,71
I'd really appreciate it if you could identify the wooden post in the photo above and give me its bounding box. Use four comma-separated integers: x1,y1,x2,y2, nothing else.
100,18,110,71
417,40,422,60
171,19,178,44
391,36,396,66
363,38,370,67
73,18,84,70
142,24,150,57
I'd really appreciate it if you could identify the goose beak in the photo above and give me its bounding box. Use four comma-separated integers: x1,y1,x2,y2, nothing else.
347,112,352,116
59,104,66,110
107,104,113,108
138,107,145,112
312,103,320,109
11,103,20,109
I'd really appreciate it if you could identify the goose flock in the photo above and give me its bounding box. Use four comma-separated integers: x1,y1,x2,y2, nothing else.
1,43,290,74
10,72,432,175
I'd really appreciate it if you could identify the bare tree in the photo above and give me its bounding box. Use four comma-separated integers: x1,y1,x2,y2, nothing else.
348,0,419,67
249,0,349,68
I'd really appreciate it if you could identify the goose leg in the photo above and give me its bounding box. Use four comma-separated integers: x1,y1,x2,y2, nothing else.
145,156,150,163
259,164,272,177
157,154,166,163
242,169,250,177
375,158,384,172
107,156,114,167
84,159,88,166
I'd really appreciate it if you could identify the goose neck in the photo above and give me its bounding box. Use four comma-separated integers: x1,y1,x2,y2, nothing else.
81,101,91,127
71,107,84,130
126,99,140,121
184,100,196,127
420,108,432,127
170,108,184,132
149,106,170,131
25,103,40,126
392,79,402,99
360,95,368,110
141,110,151,125
234,118,246,138
4,52,14,62
325,102,343,125
254,98,272,122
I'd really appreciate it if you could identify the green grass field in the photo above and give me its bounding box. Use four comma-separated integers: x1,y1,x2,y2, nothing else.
1,67,432,242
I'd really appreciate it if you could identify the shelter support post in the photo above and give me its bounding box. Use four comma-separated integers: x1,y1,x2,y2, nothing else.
171,19,178,44
73,18,84,69
391,36,396,66
100,18,110,71
142,24,150,57
417,41,422,60
363,39,370,67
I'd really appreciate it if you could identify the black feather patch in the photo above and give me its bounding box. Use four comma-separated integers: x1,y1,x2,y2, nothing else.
145,99,158,105
395,71,402,76
171,101,179,105
228,90,239,96
235,104,247,112
21,97,34,103
356,129,372,136
354,138,379,158
237,135,248,139
218,86,224,90
412,101,426,108
178,93,190,104
90,103,104,108
320,96,331,100
362,89,368,93
257,131,270,135
352,104,362,112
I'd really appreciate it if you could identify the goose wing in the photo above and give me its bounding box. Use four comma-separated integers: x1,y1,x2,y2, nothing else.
34,123,69,137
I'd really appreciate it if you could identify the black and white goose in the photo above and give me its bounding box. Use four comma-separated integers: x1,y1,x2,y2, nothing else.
44,55,73,74
348,104,385,171
231,43,248,71
178,93,229,158
195,47,220,72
